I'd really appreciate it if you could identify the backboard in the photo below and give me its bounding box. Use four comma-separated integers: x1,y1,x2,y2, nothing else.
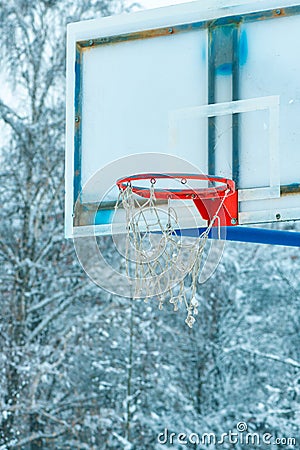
65,0,300,239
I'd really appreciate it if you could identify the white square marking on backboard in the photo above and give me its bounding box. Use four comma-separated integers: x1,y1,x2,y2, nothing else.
169,96,280,202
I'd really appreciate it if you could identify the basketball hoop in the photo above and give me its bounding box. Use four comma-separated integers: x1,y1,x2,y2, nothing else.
115,173,238,328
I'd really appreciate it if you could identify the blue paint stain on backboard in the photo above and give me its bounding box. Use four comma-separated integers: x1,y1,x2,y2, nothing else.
239,30,248,66
216,62,233,75
215,29,248,75
95,210,114,225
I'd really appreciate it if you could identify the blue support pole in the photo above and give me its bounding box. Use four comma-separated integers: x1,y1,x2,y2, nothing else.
176,226,300,247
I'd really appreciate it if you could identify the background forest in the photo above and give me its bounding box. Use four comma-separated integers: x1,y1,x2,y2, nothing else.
0,1,299,449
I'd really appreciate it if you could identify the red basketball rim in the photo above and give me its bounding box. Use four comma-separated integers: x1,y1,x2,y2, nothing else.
116,173,236,200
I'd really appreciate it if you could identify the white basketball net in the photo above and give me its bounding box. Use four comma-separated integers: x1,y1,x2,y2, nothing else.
115,182,229,328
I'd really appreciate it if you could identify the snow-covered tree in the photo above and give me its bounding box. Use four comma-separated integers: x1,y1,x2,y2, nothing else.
0,1,131,448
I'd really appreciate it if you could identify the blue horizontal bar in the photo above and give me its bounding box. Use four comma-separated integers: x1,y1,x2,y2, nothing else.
176,226,300,247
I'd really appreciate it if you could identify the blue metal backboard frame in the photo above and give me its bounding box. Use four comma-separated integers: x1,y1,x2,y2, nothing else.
178,226,300,247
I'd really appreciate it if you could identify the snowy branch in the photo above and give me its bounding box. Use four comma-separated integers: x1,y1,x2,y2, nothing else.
224,345,300,369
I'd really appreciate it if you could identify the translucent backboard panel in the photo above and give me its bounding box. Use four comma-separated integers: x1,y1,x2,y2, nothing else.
80,29,207,202
238,14,300,222
66,0,300,238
